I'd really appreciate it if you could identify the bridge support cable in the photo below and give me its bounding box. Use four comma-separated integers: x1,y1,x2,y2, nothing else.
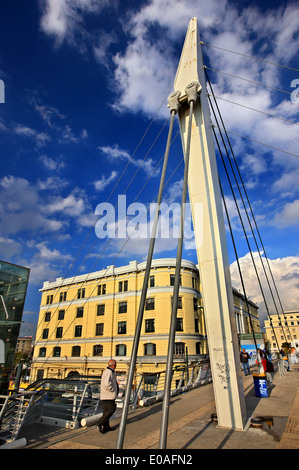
159,82,199,450
218,172,280,356
205,69,293,346
211,115,288,350
116,91,182,450
219,178,265,356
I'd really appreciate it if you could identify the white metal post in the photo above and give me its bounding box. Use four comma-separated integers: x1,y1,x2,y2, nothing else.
175,18,247,429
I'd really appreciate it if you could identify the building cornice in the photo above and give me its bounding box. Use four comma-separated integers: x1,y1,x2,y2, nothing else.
40,258,199,292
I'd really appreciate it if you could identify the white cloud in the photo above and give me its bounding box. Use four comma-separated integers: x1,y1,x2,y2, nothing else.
39,0,115,46
38,176,69,192
0,237,22,258
271,200,299,228
93,171,118,191
33,100,66,127
14,124,51,146
230,252,299,325
36,242,72,261
0,176,63,235
98,144,158,177
39,154,65,171
45,189,96,227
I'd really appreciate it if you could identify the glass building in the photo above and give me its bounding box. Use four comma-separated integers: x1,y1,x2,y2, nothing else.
0,261,30,394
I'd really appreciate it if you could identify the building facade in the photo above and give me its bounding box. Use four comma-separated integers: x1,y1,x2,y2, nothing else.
16,336,33,355
31,258,260,382
264,310,299,351
0,260,30,394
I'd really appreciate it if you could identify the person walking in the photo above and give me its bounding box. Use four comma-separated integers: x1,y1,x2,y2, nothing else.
240,348,251,376
97,359,119,434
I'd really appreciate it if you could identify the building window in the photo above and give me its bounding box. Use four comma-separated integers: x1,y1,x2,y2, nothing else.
45,312,51,322
118,301,127,314
53,346,61,357
56,327,63,338
176,318,183,331
193,298,198,311
58,310,65,320
170,274,181,286
145,298,155,310
76,307,84,318
118,280,128,292
144,343,156,356
46,294,53,304
93,344,103,356
37,369,44,380
144,375,158,392
196,342,201,354
116,344,127,356
175,342,185,355
59,291,67,302
74,325,82,337
149,275,155,287
42,328,49,339
95,323,104,336
97,304,105,315
171,297,182,309
72,346,81,357
98,284,106,295
145,319,155,333
39,347,46,357
118,321,127,334
77,288,85,299
194,319,199,333
192,277,197,289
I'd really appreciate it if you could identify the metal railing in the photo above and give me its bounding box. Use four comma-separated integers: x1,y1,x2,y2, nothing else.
136,360,212,407
0,361,212,444
0,390,42,444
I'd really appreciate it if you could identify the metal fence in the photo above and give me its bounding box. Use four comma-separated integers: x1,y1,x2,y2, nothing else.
0,361,212,444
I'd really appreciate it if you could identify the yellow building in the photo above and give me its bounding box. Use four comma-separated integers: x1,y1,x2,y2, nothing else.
264,310,299,351
31,258,261,382
232,288,260,336
31,259,206,382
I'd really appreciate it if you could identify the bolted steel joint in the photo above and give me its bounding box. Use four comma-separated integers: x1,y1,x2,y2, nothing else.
185,81,202,104
167,90,181,114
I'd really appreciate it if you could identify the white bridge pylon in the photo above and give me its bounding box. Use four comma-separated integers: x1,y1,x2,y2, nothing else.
175,18,247,429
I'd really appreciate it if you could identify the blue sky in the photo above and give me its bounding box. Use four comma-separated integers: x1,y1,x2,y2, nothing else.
0,0,298,335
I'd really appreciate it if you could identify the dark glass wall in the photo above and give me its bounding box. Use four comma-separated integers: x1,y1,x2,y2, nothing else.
0,261,30,394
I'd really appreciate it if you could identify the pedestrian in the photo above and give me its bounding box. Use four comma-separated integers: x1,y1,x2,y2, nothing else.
97,359,119,434
240,348,251,376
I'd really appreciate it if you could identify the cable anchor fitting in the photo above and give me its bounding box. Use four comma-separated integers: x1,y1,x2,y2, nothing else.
167,90,181,114
185,81,202,105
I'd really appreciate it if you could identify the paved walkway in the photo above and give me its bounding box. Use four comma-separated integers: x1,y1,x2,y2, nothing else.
19,362,299,451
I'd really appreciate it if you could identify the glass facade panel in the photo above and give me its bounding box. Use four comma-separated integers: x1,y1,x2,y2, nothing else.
0,260,30,393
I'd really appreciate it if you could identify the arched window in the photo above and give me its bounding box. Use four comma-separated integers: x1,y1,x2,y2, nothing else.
93,344,103,356
116,344,126,356
39,347,46,357
144,343,156,356
72,345,81,357
53,346,61,357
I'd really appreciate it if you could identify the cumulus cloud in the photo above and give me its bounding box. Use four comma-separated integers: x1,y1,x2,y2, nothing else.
230,252,299,325
39,0,115,47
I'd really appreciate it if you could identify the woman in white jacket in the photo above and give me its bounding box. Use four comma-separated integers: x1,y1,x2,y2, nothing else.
97,359,119,433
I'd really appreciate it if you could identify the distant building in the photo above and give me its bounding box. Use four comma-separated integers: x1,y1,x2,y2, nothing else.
31,259,261,382
0,260,30,394
16,336,33,355
264,310,299,351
